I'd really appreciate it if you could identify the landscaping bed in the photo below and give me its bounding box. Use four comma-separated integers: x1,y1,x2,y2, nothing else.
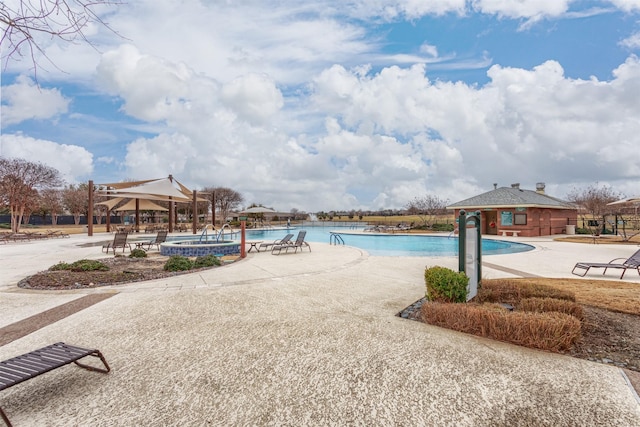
400,275,640,393
17,254,237,290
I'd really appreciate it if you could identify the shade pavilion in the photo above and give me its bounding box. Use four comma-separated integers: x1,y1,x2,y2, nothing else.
89,176,207,235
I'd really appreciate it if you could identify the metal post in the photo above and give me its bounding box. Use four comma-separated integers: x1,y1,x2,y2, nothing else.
458,210,466,272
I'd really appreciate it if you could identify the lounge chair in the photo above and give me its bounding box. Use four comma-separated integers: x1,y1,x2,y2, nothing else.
572,248,640,279
46,229,70,238
272,230,311,255
258,233,293,252
1,342,110,426
136,230,168,251
102,232,131,254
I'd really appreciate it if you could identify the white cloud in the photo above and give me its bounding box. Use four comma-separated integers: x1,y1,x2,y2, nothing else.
221,74,284,125
608,0,640,12
345,0,467,20
471,0,573,19
0,76,70,125
90,45,640,210
124,133,196,179
0,134,93,182
419,43,439,58
620,32,640,49
4,1,640,211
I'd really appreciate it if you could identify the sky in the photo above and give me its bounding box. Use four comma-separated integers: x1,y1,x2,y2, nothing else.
1,0,640,213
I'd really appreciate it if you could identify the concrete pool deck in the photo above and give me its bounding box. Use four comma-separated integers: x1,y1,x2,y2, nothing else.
1,232,639,425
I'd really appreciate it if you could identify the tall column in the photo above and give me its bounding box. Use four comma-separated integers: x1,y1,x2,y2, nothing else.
88,180,94,236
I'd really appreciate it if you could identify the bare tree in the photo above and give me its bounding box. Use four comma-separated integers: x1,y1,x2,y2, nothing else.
202,186,243,226
38,188,64,225
566,183,622,236
0,157,63,232
62,183,88,225
405,194,449,227
1,0,122,77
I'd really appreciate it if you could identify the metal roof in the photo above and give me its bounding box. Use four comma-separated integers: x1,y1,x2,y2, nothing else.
447,186,577,210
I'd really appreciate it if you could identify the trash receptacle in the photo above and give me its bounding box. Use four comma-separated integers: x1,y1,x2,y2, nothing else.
566,225,575,235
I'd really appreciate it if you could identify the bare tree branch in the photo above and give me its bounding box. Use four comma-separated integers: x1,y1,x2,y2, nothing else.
1,0,124,79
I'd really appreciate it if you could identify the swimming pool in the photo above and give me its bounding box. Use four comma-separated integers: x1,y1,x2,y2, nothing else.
244,227,534,257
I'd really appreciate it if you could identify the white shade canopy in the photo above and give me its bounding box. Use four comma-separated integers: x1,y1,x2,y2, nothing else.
96,197,169,211
114,199,168,212
97,177,206,202
242,206,276,214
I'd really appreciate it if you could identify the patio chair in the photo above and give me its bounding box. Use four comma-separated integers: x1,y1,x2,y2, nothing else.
102,232,131,254
258,233,293,252
272,230,311,255
571,248,640,279
46,229,70,238
1,342,110,426
136,230,168,251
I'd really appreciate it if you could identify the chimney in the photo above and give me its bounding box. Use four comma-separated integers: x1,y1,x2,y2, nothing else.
493,183,497,190
536,182,545,194
511,183,520,189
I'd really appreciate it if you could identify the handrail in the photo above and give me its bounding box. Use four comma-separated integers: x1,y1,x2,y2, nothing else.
330,232,345,245
217,223,234,241
200,224,235,243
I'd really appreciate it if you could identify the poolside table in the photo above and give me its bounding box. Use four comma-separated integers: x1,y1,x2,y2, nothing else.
246,240,263,253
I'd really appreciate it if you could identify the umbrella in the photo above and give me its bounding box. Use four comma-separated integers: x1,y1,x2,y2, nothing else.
607,196,640,206
242,206,276,214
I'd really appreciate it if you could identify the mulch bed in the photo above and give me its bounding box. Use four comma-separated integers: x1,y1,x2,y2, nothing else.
17,256,220,290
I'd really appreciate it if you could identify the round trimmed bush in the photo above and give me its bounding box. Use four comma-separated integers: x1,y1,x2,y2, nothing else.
129,249,148,258
194,255,221,268
164,255,194,272
425,266,469,303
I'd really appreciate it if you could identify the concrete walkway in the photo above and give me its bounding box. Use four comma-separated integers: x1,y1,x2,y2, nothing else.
1,233,639,426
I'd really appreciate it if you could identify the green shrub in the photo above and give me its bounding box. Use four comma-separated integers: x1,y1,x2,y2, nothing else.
164,255,194,272
129,249,148,258
49,261,72,271
50,260,109,272
424,266,469,303
68,259,109,272
431,223,455,232
194,254,221,268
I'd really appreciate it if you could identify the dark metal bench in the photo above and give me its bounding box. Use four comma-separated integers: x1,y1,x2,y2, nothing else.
0,342,110,426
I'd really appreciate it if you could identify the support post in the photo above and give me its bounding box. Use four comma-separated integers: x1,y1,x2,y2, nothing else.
192,190,198,234
240,219,247,258
135,198,140,232
88,180,94,236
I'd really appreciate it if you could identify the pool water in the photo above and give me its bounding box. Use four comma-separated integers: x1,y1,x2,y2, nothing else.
244,227,534,257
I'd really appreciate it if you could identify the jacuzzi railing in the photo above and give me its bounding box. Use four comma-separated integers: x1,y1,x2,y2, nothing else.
199,224,236,243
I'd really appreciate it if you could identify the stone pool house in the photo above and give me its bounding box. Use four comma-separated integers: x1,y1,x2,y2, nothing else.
447,183,578,237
